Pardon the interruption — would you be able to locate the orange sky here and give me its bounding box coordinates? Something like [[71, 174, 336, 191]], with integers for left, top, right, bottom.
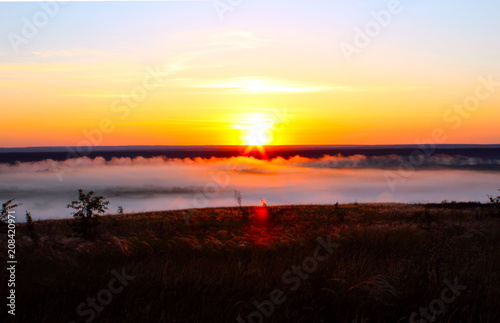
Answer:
[[1, 1, 499, 147]]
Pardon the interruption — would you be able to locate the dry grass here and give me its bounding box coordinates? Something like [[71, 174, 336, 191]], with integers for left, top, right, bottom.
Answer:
[[1, 203, 499, 322]]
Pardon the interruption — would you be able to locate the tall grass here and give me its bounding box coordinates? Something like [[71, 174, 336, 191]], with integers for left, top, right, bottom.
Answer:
[[1, 203, 499, 322]]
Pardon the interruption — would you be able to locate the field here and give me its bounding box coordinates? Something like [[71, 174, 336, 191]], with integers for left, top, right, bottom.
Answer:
[[2, 203, 500, 323]]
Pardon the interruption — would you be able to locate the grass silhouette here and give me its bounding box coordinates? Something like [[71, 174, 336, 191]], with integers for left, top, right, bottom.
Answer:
[[2, 203, 499, 322]]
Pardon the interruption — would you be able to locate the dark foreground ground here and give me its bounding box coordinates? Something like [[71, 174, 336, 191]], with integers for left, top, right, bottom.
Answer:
[[2, 203, 500, 322]]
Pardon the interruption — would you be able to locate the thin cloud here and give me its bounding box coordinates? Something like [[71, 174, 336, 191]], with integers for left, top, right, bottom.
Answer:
[[191, 76, 345, 94], [33, 49, 115, 59]]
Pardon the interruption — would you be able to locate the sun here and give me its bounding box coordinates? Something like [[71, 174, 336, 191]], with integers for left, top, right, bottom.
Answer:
[[244, 123, 273, 146], [242, 124, 273, 159], [230, 113, 275, 146], [230, 113, 275, 158]]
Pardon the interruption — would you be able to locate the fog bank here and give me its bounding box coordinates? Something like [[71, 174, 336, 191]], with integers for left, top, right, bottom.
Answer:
[[1, 155, 499, 220]]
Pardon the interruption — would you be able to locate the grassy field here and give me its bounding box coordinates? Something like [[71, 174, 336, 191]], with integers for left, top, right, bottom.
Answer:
[[2, 203, 500, 323]]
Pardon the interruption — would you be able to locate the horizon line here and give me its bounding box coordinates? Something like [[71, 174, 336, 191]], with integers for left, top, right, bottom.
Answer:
[[1, 143, 500, 151]]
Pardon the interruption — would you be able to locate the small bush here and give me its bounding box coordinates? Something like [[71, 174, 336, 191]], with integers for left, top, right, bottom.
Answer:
[[334, 202, 345, 223], [67, 189, 109, 241], [234, 190, 248, 219], [25, 211, 40, 247], [487, 189, 500, 206], [1, 199, 21, 224]]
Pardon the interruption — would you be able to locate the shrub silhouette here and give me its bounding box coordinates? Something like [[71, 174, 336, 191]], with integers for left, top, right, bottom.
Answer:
[[67, 189, 109, 241], [234, 190, 248, 219], [25, 211, 40, 247], [334, 202, 346, 223], [1, 199, 21, 225], [487, 189, 500, 206]]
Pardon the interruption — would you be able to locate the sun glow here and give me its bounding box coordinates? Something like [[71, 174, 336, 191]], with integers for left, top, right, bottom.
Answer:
[[231, 113, 275, 146], [229, 113, 277, 158], [244, 124, 273, 146]]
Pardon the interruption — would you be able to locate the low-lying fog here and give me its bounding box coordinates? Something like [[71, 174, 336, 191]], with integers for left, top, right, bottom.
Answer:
[[1, 155, 499, 220]]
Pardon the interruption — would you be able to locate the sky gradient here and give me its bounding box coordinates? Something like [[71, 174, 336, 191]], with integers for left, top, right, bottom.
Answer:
[[1, 0, 499, 147]]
